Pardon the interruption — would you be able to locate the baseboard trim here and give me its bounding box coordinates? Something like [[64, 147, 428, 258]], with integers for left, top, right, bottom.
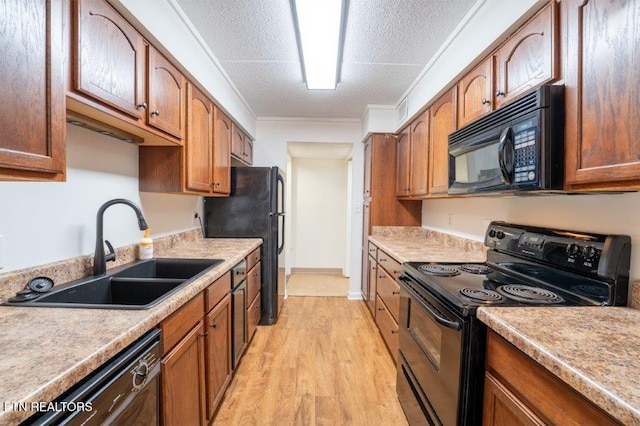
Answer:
[[290, 267, 343, 275], [348, 290, 363, 300]]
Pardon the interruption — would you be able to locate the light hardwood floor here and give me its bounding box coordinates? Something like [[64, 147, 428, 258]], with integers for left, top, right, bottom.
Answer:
[[213, 297, 408, 426], [286, 273, 350, 297]]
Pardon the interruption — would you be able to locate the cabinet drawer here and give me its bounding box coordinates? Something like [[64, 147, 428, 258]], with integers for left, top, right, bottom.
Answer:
[[246, 261, 261, 306], [375, 295, 398, 362], [247, 291, 261, 342], [377, 250, 402, 278], [161, 293, 204, 353], [367, 241, 378, 258], [376, 268, 400, 322], [205, 271, 231, 312], [246, 247, 260, 271]]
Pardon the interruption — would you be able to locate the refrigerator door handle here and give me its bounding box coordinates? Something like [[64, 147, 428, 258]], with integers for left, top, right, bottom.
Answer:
[[278, 213, 285, 254]]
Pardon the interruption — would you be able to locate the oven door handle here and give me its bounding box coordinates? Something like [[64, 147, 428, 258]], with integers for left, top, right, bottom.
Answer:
[[498, 127, 514, 185], [398, 277, 463, 331]]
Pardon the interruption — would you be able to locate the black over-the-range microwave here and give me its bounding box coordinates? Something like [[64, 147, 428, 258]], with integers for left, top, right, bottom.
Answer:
[[448, 84, 564, 195]]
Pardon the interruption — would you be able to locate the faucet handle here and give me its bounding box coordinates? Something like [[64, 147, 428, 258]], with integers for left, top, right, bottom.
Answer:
[[104, 240, 116, 263]]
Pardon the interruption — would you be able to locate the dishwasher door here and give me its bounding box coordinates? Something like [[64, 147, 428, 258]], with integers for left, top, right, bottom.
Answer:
[[29, 329, 161, 425]]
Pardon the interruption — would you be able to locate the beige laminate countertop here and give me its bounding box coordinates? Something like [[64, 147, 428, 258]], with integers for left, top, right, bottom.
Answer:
[[368, 234, 487, 263], [0, 238, 261, 425], [478, 307, 640, 425]]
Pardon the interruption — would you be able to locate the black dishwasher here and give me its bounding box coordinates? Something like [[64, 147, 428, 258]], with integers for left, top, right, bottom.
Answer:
[[27, 329, 161, 425], [231, 260, 247, 369]]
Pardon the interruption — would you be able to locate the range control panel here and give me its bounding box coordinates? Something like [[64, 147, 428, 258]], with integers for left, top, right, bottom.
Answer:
[[485, 221, 631, 279]]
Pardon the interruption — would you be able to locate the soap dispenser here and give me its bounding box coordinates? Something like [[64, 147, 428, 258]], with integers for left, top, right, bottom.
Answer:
[[139, 229, 154, 260]]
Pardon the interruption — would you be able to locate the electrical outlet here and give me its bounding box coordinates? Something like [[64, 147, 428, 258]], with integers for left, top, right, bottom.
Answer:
[[447, 213, 454, 226], [0, 235, 4, 270]]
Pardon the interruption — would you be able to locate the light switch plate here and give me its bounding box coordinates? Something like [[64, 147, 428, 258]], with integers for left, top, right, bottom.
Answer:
[[0, 235, 4, 270]]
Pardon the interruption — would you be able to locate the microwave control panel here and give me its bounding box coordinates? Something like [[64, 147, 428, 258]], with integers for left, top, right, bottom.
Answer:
[[513, 126, 537, 185]]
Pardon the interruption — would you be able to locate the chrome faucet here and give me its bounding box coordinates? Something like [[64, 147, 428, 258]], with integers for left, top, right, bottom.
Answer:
[[94, 199, 148, 276]]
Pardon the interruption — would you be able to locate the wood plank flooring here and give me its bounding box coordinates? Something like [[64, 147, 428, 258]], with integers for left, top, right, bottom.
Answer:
[[213, 297, 408, 425]]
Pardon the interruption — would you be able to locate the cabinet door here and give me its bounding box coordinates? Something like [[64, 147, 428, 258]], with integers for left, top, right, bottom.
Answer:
[[429, 88, 457, 195], [205, 294, 231, 421], [395, 126, 411, 197], [185, 83, 214, 193], [162, 322, 206, 426], [75, 0, 146, 119], [231, 123, 244, 159], [457, 58, 492, 127], [0, 0, 65, 180], [363, 136, 372, 198], [244, 138, 253, 165], [247, 291, 261, 341], [366, 256, 377, 314], [493, 1, 559, 107], [212, 107, 231, 194], [564, 0, 640, 189], [483, 373, 545, 426], [148, 46, 186, 139], [375, 295, 398, 362], [409, 111, 429, 197]]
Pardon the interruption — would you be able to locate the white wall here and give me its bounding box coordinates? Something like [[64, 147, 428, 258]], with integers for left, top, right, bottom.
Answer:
[[0, 125, 199, 272], [291, 158, 347, 271], [255, 119, 364, 298], [422, 193, 640, 282]]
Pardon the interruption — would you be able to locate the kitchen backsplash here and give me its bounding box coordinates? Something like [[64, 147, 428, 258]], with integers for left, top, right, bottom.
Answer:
[[0, 228, 202, 303]]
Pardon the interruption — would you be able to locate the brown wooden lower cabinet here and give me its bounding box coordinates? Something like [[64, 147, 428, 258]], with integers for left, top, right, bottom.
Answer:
[[205, 293, 232, 421], [160, 271, 234, 425], [375, 295, 398, 362], [483, 330, 620, 426], [161, 322, 206, 426]]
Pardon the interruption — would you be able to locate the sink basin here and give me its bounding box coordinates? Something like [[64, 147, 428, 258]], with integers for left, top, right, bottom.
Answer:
[[3, 258, 224, 310]]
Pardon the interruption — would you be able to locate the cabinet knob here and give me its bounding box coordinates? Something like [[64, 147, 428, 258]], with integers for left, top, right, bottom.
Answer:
[[137, 102, 147, 110], [495, 90, 505, 98], [377, 307, 385, 311], [392, 291, 400, 295], [391, 330, 398, 334], [200, 332, 208, 338], [481, 98, 490, 105], [210, 323, 217, 329], [151, 110, 160, 116]]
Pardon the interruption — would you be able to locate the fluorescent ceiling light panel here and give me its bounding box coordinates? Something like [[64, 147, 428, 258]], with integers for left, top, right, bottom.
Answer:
[[293, 0, 345, 90]]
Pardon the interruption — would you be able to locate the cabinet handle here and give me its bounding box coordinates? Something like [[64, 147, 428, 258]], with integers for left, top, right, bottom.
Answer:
[[151, 110, 160, 116], [210, 323, 217, 329], [377, 307, 385, 311], [393, 270, 401, 275], [481, 98, 490, 105], [392, 291, 400, 295], [136, 102, 147, 110], [391, 330, 398, 334], [200, 332, 208, 338], [495, 90, 505, 98]]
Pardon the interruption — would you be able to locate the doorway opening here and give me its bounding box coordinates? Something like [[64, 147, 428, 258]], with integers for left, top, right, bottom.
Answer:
[[286, 142, 353, 297]]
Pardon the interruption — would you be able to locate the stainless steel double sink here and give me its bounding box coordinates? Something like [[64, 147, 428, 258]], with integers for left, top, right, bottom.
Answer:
[[5, 258, 223, 310]]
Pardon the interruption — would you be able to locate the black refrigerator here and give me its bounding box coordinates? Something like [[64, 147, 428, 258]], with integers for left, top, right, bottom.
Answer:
[[203, 167, 285, 325]]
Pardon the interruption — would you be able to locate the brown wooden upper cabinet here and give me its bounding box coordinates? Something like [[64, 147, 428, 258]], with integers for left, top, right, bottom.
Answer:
[[140, 83, 229, 196], [563, 0, 640, 191], [396, 111, 429, 197], [186, 84, 215, 193], [213, 108, 232, 195], [492, 1, 559, 108], [429, 88, 457, 195], [0, 0, 66, 181], [231, 123, 254, 166], [457, 58, 493, 128], [69, 0, 185, 145]]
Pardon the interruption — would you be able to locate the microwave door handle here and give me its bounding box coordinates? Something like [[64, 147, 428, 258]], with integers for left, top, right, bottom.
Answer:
[[498, 127, 514, 185]]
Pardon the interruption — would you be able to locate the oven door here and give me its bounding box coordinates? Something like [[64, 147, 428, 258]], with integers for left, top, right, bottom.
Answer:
[[397, 275, 464, 426], [448, 124, 514, 195]]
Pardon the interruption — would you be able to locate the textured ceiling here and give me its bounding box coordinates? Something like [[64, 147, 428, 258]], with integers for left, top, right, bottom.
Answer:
[[173, 0, 477, 119]]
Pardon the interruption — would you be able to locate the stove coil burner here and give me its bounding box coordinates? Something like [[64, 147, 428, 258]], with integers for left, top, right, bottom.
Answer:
[[459, 264, 491, 275], [459, 288, 505, 304], [497, 285, 565, 304], [418, 264, 460, 277]]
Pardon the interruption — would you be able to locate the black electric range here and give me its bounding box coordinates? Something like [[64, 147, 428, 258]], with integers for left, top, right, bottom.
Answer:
[[396, 221, 631, 426]]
